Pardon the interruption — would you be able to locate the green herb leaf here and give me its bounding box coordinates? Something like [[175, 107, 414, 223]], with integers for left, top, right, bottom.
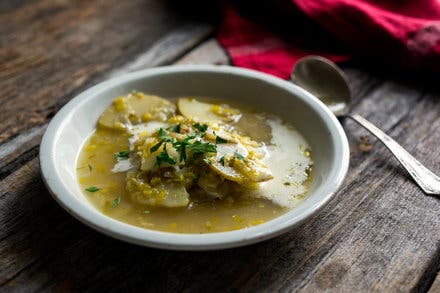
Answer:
[[219, 156, 225, 166], [172, 141, 187, 162], [167, 124, 181, 133], [142, 210, 150, 214], [193, 123, 208, 132], [114, 150, 131, 160], [184, 134, 196, 142], [171, 134, 198, 162], [234, 151, 246, 161], [112, 196, 121, 207], [187, 141, 217, 154], [150, 140, 164, 153], [215, 136, 228, 144], [157, 128, 171, 140], [186, 141, 217, 161], [88, 164, 92, 171], [156, 149, 177, 166], [85, 186, 100, 192], [151, 128, 177, 153]]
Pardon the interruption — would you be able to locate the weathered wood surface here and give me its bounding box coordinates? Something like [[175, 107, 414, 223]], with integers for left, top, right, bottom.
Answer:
[[0, 0, 213, 144], [1, 1, 440, 292]]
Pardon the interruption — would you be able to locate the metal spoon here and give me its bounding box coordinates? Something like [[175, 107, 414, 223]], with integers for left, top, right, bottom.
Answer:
[[291, 55, 440, 195]]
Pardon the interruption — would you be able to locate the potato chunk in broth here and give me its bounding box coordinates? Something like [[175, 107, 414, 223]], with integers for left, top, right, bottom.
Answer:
[[77, 92, 312, 233]]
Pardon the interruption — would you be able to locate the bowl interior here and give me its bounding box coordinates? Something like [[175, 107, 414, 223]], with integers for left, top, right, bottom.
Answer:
[[43, 66, 348, 249]]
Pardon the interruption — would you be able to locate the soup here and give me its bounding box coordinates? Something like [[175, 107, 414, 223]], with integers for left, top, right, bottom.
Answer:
[[77, 92, 313, 233]]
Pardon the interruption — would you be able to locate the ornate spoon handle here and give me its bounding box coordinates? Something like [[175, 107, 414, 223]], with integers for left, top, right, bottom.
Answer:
[[348, 114, 440, 195]]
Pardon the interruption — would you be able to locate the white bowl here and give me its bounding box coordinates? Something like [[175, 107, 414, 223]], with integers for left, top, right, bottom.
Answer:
[[40, 65, 349, 250]]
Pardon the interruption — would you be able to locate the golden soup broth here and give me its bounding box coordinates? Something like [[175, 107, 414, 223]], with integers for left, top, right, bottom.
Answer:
[[77, 98, 312, 233]]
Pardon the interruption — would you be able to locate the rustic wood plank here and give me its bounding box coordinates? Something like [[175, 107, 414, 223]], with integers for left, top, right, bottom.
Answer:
[[0, 0, 213, 146], [0, 125, 46, 180], [107, 24, 213, 78], [0, 36, 226, 173], [0, 23, 213, 177], [176, 39, 229, 65], [0, 3, 214, 179]]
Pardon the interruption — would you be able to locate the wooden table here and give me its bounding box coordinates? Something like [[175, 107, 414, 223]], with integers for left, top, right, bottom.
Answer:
[[1, 1, 439, 291]]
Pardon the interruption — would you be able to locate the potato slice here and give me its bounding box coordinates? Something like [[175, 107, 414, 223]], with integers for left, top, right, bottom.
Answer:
[[177, 98, 240, 123], [98, 107, 127, 130], [98, 93, 176, 129], [208, 143, 272, 184]]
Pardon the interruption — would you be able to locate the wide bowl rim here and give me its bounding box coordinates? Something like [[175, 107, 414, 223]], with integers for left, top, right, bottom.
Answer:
[[39, 65, 349, 250]]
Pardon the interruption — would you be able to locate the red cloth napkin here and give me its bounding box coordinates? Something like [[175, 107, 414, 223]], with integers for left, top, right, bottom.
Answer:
[[217, 0, 440, 79]]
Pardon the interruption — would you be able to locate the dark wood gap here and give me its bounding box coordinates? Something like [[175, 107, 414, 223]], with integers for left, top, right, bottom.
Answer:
[[417, 248, 440, 292], [0, 145, 39, 181]]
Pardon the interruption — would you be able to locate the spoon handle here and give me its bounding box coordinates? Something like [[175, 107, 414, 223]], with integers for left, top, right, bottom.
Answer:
[[348, 114, 440, 195]]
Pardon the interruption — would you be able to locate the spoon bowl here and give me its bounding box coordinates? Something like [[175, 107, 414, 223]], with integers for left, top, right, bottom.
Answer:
[[292, 56, 351, 116]]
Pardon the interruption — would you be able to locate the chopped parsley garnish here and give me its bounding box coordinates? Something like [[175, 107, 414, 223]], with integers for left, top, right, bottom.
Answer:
[[142, 210, 150, 214], [88, 164, 92, 171], [219, 156, 225, 166], [167, 124, 181, 133], [112, 196, 121, 207], [193, 123, 208, 132], [284, 182, 291, 186], [151, 128, 177, 153], [153, 127, 216, 164], [215, 136, 228, 144], [157, 128, 171, 140], [85, 186, 100, 192], [114, 150, 131, 160], [150, 140, 164, 153], [187, 141, 217, 160], [187, 141, 217, 154], [234, 151, 246, 161], [155, 148, 177, 166], [172, 137, 192, 162]]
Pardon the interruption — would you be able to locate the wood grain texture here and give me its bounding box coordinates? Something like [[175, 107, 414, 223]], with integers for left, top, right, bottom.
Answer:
[[0, 1, 214, 179], [0, 0, 213, 145], [1, 1, 440, 291], [0, 125, 46, 180], [176, 39, 229, 65]]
